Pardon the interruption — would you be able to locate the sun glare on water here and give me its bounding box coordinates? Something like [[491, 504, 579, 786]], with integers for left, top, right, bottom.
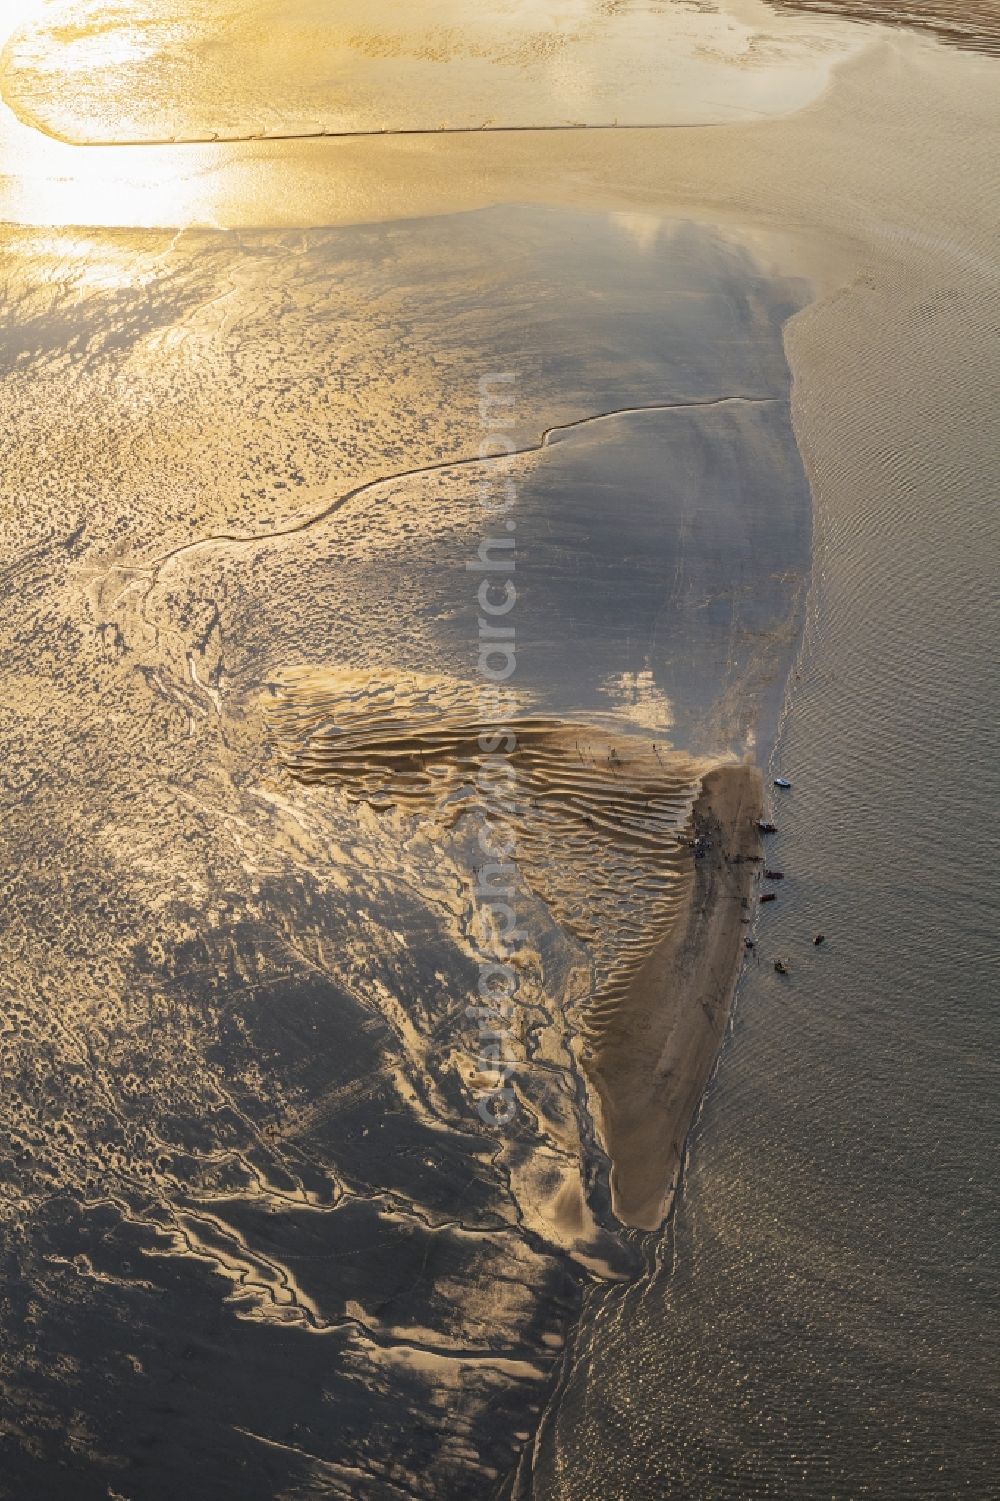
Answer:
[[0, 1, 229, 232], [4, 0, 49, 33]]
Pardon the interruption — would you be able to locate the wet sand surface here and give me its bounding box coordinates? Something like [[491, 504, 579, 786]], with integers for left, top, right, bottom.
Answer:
[[588, 765, 764, 1231], [0, 201, 812, 1495], [1, 1, 998, 1497], [3, 0, 863, 143]]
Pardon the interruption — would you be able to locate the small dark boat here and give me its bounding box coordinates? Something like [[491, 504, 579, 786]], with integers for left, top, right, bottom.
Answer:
[[764, 869, 784, 880], [814, 933, 826, 945], [760, 892, 777, 903], [757, 820, 777, 833], [774, 958, 790, 975]]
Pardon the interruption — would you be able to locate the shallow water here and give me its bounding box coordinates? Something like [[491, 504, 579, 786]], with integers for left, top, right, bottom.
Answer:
[[0, 205, 815, 1497], [515, 37, 1000, 1501], [5, 0, 861, 142], [518, 273, 1000, 1493], [1, 2, 998, 1498]]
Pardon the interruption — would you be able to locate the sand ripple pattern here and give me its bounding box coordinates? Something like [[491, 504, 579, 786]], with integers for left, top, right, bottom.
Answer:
[[267, 668, 706, 1044], [768, 0, 1000, 55]]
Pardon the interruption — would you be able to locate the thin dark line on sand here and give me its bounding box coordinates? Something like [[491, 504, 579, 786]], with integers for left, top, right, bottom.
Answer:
[[140, 394, 780, 578], [13, 119, 730, 150]]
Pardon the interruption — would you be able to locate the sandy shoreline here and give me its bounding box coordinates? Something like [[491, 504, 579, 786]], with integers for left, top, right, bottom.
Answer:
[[586, 763, 764, 1231]]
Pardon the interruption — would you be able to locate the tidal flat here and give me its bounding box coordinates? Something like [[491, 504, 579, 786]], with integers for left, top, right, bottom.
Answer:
[[1, 2, 997, 1498], [1, 203, 812, 1496]]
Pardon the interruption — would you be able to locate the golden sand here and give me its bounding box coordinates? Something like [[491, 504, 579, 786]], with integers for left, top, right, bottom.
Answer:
[[586, 765, 764, 1229]]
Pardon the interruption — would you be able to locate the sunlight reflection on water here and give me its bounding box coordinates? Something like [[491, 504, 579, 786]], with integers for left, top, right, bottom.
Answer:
[[0, 0, 867, 230]]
